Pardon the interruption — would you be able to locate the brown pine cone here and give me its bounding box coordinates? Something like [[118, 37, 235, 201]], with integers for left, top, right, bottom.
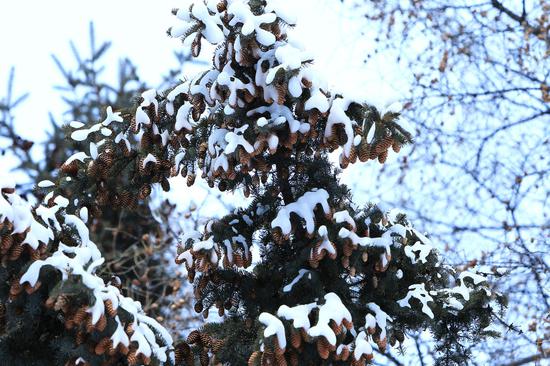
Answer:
[[187, 330, 201, 344], [317, 337, 330, 359]]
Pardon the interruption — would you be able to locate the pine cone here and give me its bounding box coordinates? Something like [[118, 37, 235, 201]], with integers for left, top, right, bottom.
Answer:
[[317, 337, 331, 359], [74, 306, 88, 323], [275, 352, 287, 366], [127, 351, 138, 365], [341, 255, 350, 269], [200, 332, 212, 347], [342, 241, 354, 257], [339, 345, 350, 361], [192, 33, 202, 57], [395, 330, 405, 343], [187, 330, 201, 344], [290, 329, 302, 349], [392, 141, 401, 153], [378, 150, 388, 164], [75, 330, 86, 346], [8, 244, 23, 260], [95, 338, 111, 355], [54, 294, 70, 312], [187, 174, 196, 187], [1, 235, 13, 254], [96, 314, 107, 332], [377, 337, 387, 353], [200, 350, 209, 366], [248, 351, 261, 366], [139, 184, 152, 200], [275, 83, 287, 105], [329, 320, 342, 335], [61, 161, 79, 175], [342, 318, 353, 330]]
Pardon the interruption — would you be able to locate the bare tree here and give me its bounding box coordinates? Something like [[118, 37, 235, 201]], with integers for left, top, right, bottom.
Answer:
[[338, 0, 549, 364]]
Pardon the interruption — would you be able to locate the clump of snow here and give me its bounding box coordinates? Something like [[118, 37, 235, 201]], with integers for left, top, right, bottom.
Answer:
[[404, 240, 433, 264], [397, 283, 435, 319], [339, 223, 406, 252], [64, 152, 90, 165], [354, 331, 373, 360], [37, 180, 55, 188], [334, 210, 356, 230], [308, 293, 352, 345], [366, 303, 392, 340], [228, 2, 277, 46], [259, 312, 287, 349], [277, 302, 316, 330], [271, 189, 330, 235]]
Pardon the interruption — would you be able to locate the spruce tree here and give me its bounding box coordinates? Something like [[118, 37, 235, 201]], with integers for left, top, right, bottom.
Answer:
[[1, 1, 502, 365]]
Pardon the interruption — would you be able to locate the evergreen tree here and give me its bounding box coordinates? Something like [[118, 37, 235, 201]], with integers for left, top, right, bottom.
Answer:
[[0, 180, 173, 365], [1, 1, 503, 365]]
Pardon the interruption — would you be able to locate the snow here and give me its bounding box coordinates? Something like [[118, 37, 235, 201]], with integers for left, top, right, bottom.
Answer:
[[261, 293, 353, 350], [135, 107, 151, 126], [89, 142, 98, 159], [265, 0, 297, 25], [308, 293, 352, 345], [54, 195, 69, 208], [354, 331, 373, 360], [142, 153, 158, 169], [266, 43, 309, 84], [339, 226, 401, 252], [247, 103, 308, 134], [111, 316, 130, 348], [100, 127, 112, 136], [439, 270, 489, 303], [215, 64, 255, 107], [228, 2, 277, 46], [114, 132, 131, 152], [404, 240, 433, 264], [37, 180, 55, 188], [69, 121, 85, 129], [326, 97, 356, 158], [283, 269, 310, 292], [167, 81, 189, 102], [366, 303, 392, 340], [397, 283, 435, 319], [304, 87, 330, 113], [181, 1, 224, 43], [315, 225, 336, 257], [70, 114, 114, 142], [140, 89, 158, 113], [271, 189, 330, 235], [192, 236, 215, 252], [0, 188, 55, 250], [365, 313, 376, 330], [101, 106, 123, 126], [64, 151, 90, 165], [175, 104, 193, 132], [334, 210, 356, 230], [259, 312, 287, 349], [277, 302, 316, 330], [224, 124, 254, 155]]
